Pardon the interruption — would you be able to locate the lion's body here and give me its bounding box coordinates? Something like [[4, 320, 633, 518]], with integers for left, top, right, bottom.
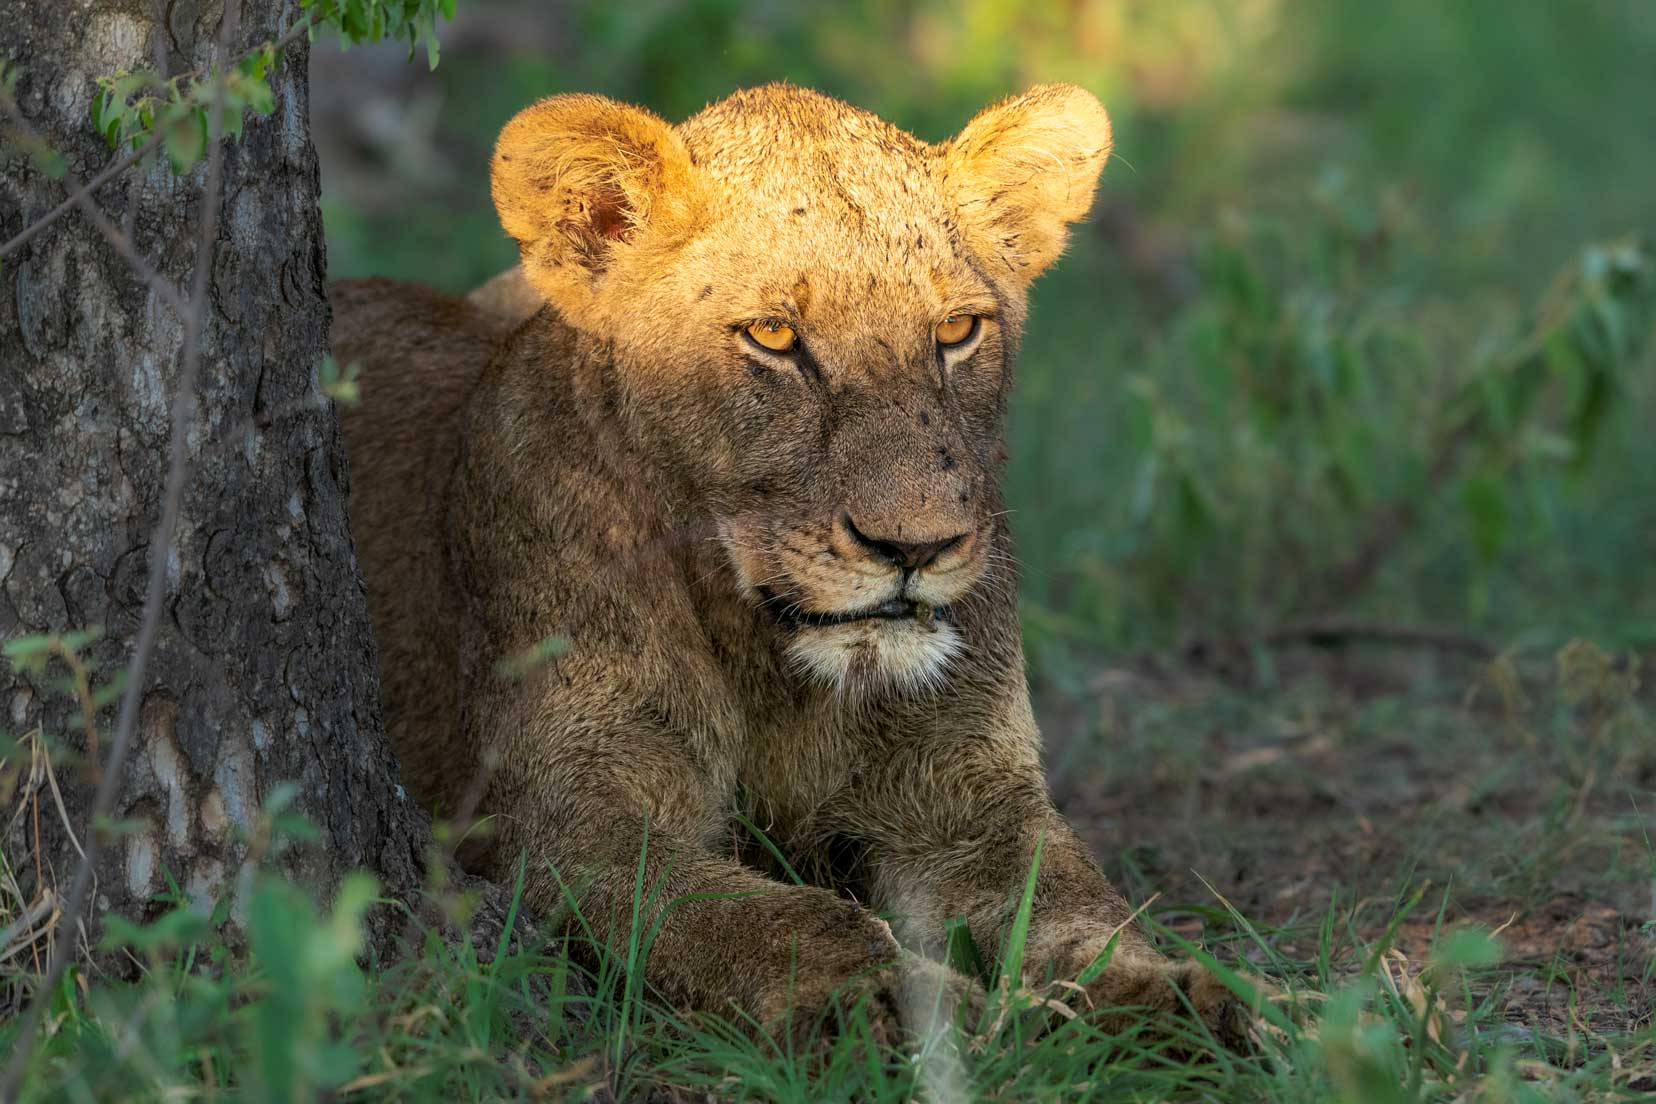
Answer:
[[333, 83, 1244, 1042]]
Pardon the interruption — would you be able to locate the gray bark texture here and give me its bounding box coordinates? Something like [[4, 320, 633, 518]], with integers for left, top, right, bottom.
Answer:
[[0, 0, 427, 972]]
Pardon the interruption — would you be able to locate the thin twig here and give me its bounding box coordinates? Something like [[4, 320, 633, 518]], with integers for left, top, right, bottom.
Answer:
[[0, 13, 316, 263], [0, 94, 183, 313], [0, 8, 234, 1097], [28, 794, 42, 976], [0, 133, 162, 260], [0, 891, 54, 965]]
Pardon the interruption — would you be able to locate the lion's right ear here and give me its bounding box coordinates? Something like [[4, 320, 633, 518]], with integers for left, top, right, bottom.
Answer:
[[491, 94, 704, 322]]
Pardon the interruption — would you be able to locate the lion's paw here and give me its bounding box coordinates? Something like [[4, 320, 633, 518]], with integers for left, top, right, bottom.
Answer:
[[1078, 954, 1253, 1055]]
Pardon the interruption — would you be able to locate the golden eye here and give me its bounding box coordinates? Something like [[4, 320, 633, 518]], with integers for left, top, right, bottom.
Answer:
[[746, 320, 797, 352], [936, 314, 977, 346]]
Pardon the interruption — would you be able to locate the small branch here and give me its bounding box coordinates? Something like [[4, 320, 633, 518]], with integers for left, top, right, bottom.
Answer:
[[0, 12, 316, 265], [0, 96, 184, 313], [271, 14, 321, 55], [0, 891, 55, 965], [0, 10, 233, 1098], [0, 133, 161, 261], [29, 793, 43, 974]]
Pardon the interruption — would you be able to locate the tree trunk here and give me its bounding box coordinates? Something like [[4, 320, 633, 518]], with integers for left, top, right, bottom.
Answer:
[[0, 1, 426, 969]]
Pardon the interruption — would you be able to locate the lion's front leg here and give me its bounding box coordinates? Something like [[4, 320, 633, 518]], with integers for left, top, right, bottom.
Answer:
[[998, 817, 1251, 1050], [848, 734, 1249, 1051], [473, 704, 983, 1044]]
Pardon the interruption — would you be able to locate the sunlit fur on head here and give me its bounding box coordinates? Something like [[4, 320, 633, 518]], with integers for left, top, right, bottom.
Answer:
[[493, 82, 1112, 696]]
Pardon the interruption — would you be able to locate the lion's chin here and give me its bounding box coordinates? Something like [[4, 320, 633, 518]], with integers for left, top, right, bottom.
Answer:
[[784, 617, 963, 698]]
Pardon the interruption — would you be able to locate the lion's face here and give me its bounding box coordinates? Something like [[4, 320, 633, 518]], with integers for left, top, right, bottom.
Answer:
[[490, 84, 1111, 693]]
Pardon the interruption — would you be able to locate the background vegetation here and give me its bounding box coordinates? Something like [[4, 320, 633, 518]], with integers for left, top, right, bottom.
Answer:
[[318, 0, 1656, 670], [6, 0, 1654, 1099]]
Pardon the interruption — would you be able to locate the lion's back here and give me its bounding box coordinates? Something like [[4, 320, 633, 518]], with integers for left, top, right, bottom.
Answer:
[[330, 278, 514, 814]]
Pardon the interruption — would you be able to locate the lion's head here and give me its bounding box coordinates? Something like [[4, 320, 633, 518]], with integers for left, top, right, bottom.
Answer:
[[489, 83, 1110, 693]]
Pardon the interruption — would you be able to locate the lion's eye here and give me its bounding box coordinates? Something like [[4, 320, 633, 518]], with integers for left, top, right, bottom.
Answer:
[[936, 314, 977, 346], [746, 320, 797, 352]]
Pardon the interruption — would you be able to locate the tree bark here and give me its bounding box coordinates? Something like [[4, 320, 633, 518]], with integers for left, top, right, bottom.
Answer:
[[0, 1, 426, 971]]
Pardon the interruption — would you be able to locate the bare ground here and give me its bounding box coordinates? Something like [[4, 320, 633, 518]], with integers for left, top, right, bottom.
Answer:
[[1043, 646, 1656, 1038]]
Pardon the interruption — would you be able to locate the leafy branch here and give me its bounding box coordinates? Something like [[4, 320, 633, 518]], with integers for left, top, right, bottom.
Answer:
[[0, 0, 453, 263]]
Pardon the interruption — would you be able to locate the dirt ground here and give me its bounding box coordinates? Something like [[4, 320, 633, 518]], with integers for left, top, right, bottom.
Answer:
[[1041, 645, 1656, 1039]]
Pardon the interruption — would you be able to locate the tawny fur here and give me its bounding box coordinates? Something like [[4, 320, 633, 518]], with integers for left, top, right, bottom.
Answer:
[[333, 82, 1245, 1046]]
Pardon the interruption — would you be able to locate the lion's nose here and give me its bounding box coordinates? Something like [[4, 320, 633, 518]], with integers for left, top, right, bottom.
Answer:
[[839, 512, 968, 573]]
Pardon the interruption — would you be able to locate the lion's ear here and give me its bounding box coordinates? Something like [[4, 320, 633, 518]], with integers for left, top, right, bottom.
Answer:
[[491, 94, 704, 321], [941, 84, 1112, 285]]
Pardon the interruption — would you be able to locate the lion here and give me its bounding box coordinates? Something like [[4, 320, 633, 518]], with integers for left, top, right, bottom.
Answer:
[[331, 82, 1247, 1047]]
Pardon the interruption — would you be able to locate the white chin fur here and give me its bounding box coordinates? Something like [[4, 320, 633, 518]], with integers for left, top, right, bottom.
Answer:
[[785, 618, 963, 697]]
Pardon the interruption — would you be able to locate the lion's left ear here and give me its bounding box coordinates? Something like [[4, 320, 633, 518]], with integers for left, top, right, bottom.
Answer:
[[941, 84, 1112, 285]]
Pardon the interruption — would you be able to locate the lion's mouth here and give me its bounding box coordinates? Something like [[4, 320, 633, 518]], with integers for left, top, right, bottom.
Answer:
[[757, 587, 951, 629]]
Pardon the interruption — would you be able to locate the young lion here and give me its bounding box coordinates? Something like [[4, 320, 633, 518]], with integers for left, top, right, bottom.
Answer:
[[332, 83, 1245, 1045]]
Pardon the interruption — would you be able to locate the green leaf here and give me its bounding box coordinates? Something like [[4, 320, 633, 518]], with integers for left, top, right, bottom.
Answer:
[[1428, 926, 1503, 973], [109, 71, 150, 104], [93, 815, 151, 838], [315, 871, 378, 975], [219, 95, 246, 142], [262, 780, 302, 816], [248, 878, 312, 1104], [30, 145, 67, 180], [163, 105, 207, 174], [318, 355, 363, 405], [1073, 928, 1121, 987], [1174, 470, 1217, 541], [410, 3, 440, 69], [997, 828, 1044, 994], [100, 907, 211, 954], [50, 963, 84, 1024], [89, 88, 111, 143], [209, 891, 234, 929], [495, 633, 571, 680], [732, 811, 804, 886], [944, 915, 988, 985], [1460, 475, 1509, 566], [3, 633, 58, 671], [90, 673, 128, 711], [245, 70, 275, 117], [312, 1041, 361, 1087], [270, 811, 322, 844], [1319, 981, 1409, 1104]]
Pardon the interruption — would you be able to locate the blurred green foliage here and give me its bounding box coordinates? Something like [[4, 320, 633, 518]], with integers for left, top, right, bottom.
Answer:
[[321, 0, 1656, 669]]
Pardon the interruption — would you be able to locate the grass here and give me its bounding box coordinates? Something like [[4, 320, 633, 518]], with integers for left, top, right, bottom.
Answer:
[[8, 877, 1650, 1101], [6, 639, 1653, 1101]]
